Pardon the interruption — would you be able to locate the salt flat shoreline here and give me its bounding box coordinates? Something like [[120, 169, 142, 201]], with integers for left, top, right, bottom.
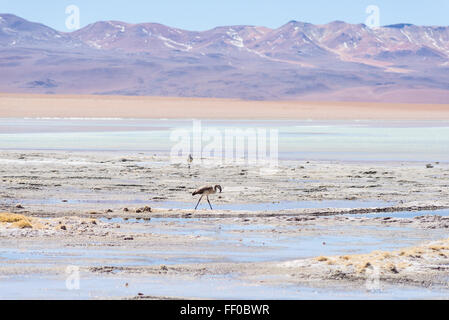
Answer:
[[1, 93, 449, 120], [1, 150, 449, 298]]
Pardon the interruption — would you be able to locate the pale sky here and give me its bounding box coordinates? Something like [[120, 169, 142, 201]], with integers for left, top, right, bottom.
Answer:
[[1, 0, 448, 31]]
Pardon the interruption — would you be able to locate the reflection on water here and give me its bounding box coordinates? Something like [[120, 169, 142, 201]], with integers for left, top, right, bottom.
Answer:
[[0, 119, 448, 161]]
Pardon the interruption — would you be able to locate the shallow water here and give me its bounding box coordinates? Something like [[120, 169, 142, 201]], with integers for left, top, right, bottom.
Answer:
[[1, 212, 448, 299], [344, 209, 449, 219], [1, 273, 447, 300], [0, 247, 213, 267], [1, 119, 449, 162], [97, 217, 446, 262], [151, 200, 396, 211], [2, 215, 444, 269], [0, 198, 396, 211], [1, 118, 448, 298]]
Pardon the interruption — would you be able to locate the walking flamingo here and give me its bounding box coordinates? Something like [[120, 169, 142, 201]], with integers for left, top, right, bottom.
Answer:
[[192, 185, 222, 210]]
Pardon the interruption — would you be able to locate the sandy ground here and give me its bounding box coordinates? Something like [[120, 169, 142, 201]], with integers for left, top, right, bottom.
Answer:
[[1, 93, 449, 120], [1, 151, 449, 299]]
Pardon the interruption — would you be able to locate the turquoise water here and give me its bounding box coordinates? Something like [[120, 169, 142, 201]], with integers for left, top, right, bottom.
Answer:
[[1, 118, 449, 161]]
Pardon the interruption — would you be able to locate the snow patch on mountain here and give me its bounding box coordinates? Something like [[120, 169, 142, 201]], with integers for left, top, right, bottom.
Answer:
[[87, 41, 102, 49], [226, 29, 244, 48], [2, 27, 17, 35], [400, 29, 414, 44], [108, 22, 126, 33], [157, 35, 192, 51]]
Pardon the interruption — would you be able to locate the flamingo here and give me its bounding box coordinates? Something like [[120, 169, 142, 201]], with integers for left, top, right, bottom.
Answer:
[[187, 154, 193, 169], [192, 185, 222, 210]]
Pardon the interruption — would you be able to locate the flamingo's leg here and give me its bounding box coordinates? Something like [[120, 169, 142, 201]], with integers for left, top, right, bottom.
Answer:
[[194, 195, 203, 210], [207, 195, 213, 210]]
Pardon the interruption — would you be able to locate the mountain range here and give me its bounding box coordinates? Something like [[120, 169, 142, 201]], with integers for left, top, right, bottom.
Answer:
[[1, 14, 449, 103]]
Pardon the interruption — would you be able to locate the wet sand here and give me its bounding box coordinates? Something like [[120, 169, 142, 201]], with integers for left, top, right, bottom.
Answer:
[[1, 151, 449, 299], [1, 93, 449, 120]]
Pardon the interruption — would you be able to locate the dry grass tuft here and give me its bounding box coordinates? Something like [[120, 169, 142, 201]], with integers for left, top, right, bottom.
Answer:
[[312, 238, 449, 275], [11, 220, 33, 229], [315, 239, 449, 274], [0, 212, 26, 223], [429, 245, 447, 251], [356, 261, 372, 273], [386, 263, 399, 274], [316, 256, 328, 262], [0, 212, 34, 229]]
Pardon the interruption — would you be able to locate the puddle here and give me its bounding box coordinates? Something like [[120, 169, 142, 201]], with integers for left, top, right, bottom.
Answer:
[[344, 209, 449, 219], [2, 199, 396, 211], [1, 273, 447, 300], [98, 217, 446, 262], [2, 213, 449, 299], [1, 198, 151, 205], [0, 247, 215, 267], [3, 215, 444, 271], [150, 200, 396, 211]]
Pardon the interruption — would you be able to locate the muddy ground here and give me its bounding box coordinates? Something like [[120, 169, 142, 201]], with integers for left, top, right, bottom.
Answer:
[[1, 151, 449, 299]]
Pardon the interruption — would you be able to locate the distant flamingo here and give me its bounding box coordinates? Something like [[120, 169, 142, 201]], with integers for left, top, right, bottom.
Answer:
[[192, 185, 222, 210], [187, 154, 193, 169]]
